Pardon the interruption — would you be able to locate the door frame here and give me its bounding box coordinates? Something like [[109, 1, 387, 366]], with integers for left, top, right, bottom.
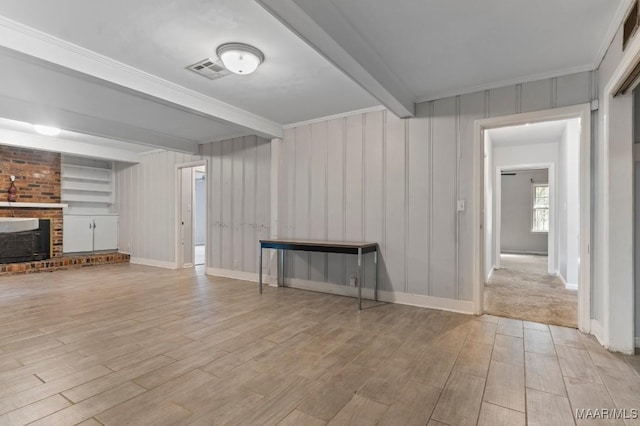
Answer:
[[473, 103, 591, 333], [175, 160, 207, 269]]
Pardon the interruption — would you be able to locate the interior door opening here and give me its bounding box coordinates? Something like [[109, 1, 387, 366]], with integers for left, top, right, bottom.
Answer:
[[482, 117, 582, 328], [177, 162, 207, 271]]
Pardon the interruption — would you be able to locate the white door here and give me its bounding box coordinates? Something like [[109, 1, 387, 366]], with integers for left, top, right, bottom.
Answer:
[[93, 215, 118, 251], [63, 215, 93, 253]]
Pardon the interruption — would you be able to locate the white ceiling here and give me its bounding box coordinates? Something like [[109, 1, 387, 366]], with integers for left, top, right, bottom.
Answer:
[[0, 0, 630, 158], [260, 0, 630, 116], [0, 0, 377, 125], [487, 119, 571, 147]]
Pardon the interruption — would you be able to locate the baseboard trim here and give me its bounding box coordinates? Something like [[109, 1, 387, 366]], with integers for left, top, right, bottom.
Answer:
[[285, 278, 474, 315], [130, 257, 177, 270], [590, 319, 605, 346], [501, 250, 548, 256], [206, 267, 276, 285], [555, 273, 578, 290]]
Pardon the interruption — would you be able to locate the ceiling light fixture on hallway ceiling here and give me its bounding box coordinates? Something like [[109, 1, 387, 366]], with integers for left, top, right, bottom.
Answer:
[[216, 43, 264, 75], [32, 124, 61, 136]]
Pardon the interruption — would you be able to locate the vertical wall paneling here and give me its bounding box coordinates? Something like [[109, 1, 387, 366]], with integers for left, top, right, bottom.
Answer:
[[243, 136, 257, 273], [256, 138, 271, 271], [309, 122, 328, 282], [430, 97, 457, 299], [489, 85, 518, 118], [364, 110, 385, 290], [384, 111, 406, 293], [458, 91, 487, 301], [520, 79, 552, 113], [293, 126, 311, 279], [327, 118, 346, 285], [407, 115, 430, 295], [254, 71, 592, 304], [344, 115, 364, 283]]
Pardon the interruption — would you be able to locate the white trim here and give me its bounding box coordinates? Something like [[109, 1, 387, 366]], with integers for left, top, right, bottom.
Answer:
[[473, 104, 592, 332], [283, 105, 386, 129], [0, 202, 68, 208], [591, 319, 605, 346], [416, 64, 594, 104], [556, 273, 578, 291], [285, 278, 474, 315], [130, 257, 178, 269], [600, 18, 640, 353], [594, 0, 636, 69], [0, 16, 283, 138], [206, 267, 277, 285], [501, 250, 548, 256], [634, 144, 640, 162], [0, 129, 141, 163], [175, 160, 207, 270]]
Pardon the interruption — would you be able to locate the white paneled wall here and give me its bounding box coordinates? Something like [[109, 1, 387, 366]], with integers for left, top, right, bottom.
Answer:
[[279, 71, 593, 303], [115, 150, 200, 266], [200, 135, 270, 275]]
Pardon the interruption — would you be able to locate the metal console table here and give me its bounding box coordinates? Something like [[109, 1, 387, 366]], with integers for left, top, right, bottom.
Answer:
[[258, 239, 378, 310]]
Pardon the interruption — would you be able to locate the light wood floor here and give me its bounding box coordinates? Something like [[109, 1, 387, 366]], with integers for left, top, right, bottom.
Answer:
[[0, 264, 638, 426]]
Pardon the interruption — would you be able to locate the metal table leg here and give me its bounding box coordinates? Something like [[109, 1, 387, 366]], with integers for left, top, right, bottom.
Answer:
[[357, 247, 362, 310], [374, 250, 378, 302], [259, 245, 263, 294]]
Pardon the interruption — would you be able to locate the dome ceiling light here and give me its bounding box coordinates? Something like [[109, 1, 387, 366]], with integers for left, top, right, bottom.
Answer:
[[216, 43, 264, 75], [33, 124, 61, 136]]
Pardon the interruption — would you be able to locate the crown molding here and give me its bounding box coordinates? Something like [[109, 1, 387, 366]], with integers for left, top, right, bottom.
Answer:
[[283, 105, 385, 129], [415, 64, 594, 104], [0, 16, 283, 139]]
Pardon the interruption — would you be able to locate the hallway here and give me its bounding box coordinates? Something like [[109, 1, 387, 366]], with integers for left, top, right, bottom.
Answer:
[[484, 254, 578, 327]]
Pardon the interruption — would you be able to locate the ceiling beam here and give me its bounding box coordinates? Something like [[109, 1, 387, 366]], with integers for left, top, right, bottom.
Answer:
[[256, 0, 415, 118], [0, 16, 283, 139], [0, 128, 141, 163], [0, 94, 201, 154]]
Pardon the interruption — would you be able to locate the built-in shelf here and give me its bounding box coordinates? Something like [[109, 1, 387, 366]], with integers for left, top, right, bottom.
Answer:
[[0, 202, 68, 208], [61, 160, 114, 206]]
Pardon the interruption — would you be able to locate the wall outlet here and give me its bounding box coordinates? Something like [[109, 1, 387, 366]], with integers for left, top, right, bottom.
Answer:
[[233, 259, 240, 269], [457, 199, 465, 212], [349, 273, 357, 287]]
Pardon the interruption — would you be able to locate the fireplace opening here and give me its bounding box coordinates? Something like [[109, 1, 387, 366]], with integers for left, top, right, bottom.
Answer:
[[0, 219, 51, 264]]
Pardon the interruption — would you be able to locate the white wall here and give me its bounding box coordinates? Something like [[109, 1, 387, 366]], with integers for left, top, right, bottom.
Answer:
[[493, 142, 559, 274], [115, 150, 200, 267], [558, 119, 581, 286], [278, 71, 592, 308], [484, 133, 494, 280], [200, 135, 271, 275], [597, 22, 635, 352], [500, 169, 549, 254], [181, 167, 194, 265], [635, 158, 640, 345], [194, 171, 206, 245]]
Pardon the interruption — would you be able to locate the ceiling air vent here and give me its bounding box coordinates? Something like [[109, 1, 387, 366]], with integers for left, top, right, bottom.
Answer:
[[186, 58, 231, 80], [623, 0, 639, 50]]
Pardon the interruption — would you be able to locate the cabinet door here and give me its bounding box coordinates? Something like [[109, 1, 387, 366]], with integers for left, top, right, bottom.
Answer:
[[93, 215, 118, 251], [63, 215, 93, 253]]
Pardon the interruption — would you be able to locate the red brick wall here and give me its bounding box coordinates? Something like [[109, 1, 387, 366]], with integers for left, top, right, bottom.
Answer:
[[0, 146, 61, 203], [0, 145, 63, 258]]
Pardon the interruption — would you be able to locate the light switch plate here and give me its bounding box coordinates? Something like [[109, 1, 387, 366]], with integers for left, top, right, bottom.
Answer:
[[457, 200, 465, 212]]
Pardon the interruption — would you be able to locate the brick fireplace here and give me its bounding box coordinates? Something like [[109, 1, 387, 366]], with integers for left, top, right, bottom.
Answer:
[[0, 145, 63, 259]]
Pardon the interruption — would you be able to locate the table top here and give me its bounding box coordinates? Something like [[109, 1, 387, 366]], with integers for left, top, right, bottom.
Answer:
[[260, 239, 377, 254]]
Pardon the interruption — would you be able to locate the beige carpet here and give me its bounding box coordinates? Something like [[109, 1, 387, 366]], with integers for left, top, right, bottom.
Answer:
[[484, 254, 578, 327]]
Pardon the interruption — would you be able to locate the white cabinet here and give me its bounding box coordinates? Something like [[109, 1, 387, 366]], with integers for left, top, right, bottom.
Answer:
[[63, 215, 118, 253]]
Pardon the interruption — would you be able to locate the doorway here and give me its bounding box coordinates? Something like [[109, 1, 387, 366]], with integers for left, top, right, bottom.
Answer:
[[176, 161, 207, 270], [473, 104, 591, 332]]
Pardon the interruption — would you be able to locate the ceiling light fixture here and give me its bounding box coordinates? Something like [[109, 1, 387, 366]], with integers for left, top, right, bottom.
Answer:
[[33, 124, 61, 136], [216, 43, 264, 75]]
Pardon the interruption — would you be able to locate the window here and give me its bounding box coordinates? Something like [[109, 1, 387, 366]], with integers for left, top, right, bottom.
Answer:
[[532, 183, 549, 232]]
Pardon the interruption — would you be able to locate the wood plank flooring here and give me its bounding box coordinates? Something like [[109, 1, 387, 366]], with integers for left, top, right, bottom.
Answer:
[[0, 264, 639, 425]]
